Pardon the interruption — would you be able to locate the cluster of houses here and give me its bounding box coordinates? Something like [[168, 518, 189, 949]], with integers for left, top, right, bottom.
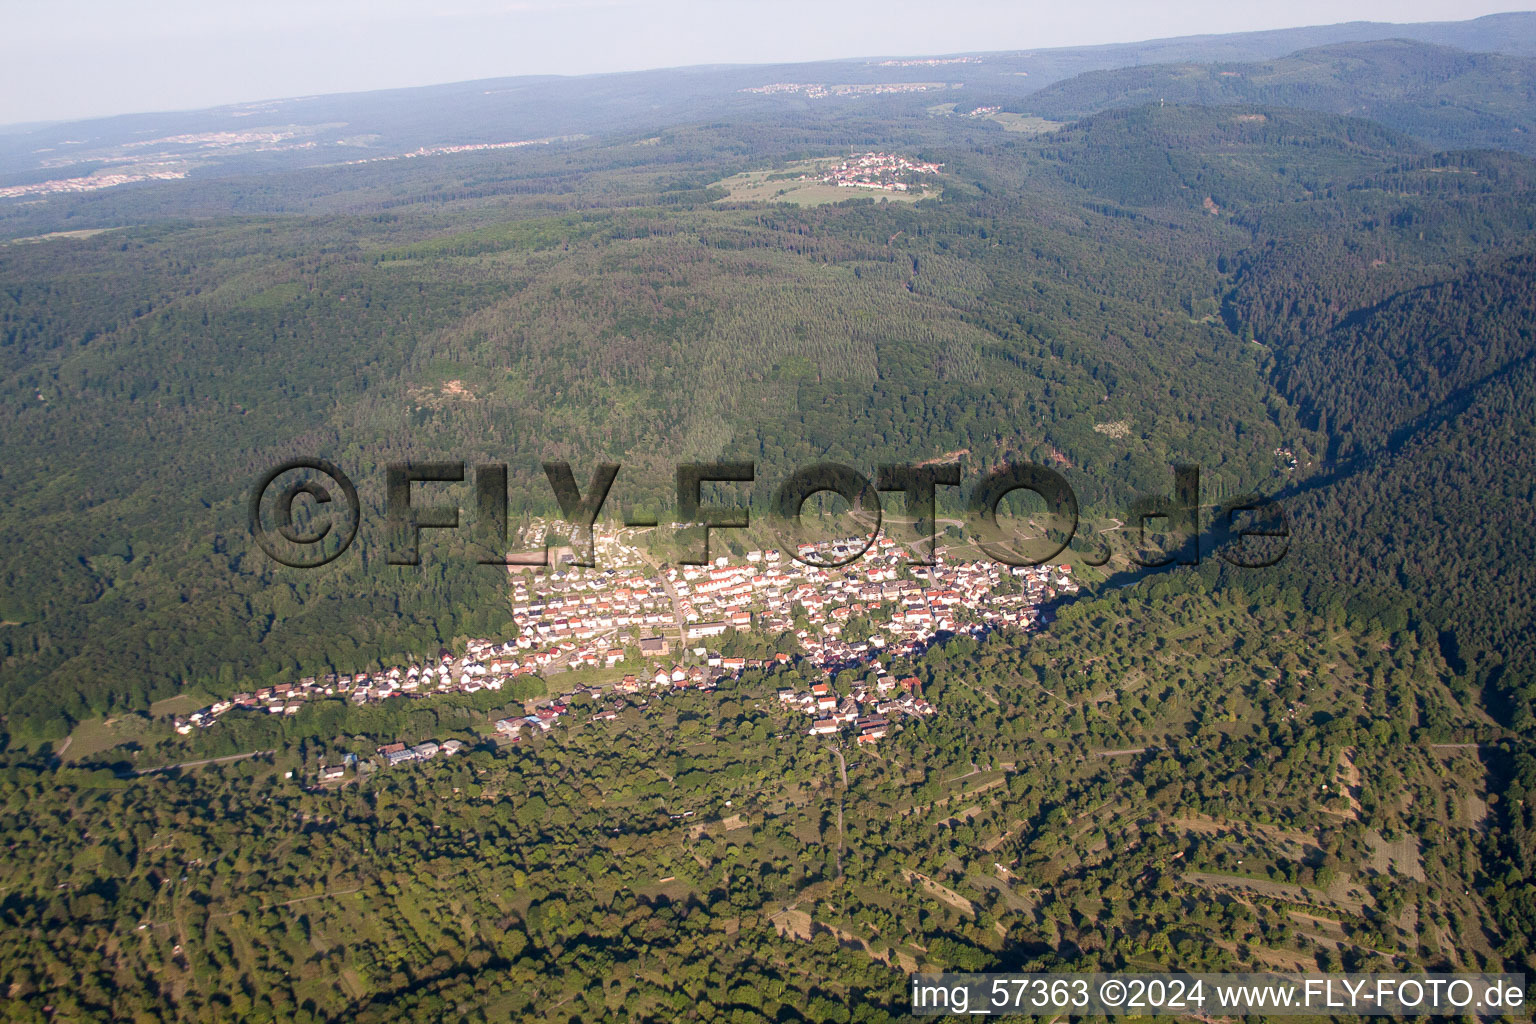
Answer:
[[779, 668, 934, 744], [374, 738, 465, 767], [493, 699, 572, 740], [509, 568, 671, 672], [493, 522, 685, 676], [875, 56, 982, 68], [0, 168, 190, 200], [742, 83, 946, 100], [176, 525, 1069, 760], [809, 152, 944, 192], [172, 640, 536, 736], [661, 537, 1068, 677], [312, 739, 464, 783]]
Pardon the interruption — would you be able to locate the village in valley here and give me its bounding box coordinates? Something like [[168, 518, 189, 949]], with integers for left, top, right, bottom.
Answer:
[[174, 522, 1077, 780]]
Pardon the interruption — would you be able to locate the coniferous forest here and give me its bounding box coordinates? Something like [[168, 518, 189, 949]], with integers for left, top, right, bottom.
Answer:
[[0, 16, 1534, 1023]]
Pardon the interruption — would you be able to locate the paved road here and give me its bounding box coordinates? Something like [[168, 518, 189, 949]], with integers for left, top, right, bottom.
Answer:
[[626, 528, 688, 650], [654, 573, 689, 649]]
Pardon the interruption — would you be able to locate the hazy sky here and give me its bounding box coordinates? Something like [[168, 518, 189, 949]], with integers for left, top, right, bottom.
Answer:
[[2, 0, 1528, 125]]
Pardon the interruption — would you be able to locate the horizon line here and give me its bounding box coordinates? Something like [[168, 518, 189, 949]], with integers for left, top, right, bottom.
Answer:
[[2, 9, 1529, 133]]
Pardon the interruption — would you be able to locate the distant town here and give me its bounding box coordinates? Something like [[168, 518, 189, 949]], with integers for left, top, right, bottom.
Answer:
[[805, 151, 944, 192], [341, 135, 587, 167], [1, 132, 585, 200], [0, 168, 188, 200], [874, 57, 983, 68], [741, 82, 950, 99]]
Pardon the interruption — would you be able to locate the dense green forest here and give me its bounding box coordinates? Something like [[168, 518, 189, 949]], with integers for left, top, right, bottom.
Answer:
[[2, 107, 1349, 733], [1022, 39, 1536, 155], [0, 588, 1523, 1022], [1, 29, 1535, 1021]]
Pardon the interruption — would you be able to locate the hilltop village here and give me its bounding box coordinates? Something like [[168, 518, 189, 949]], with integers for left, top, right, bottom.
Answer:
[[741, 82, 947, 99], [809, 151, 944, 192], [174, 525, 1074, 771]]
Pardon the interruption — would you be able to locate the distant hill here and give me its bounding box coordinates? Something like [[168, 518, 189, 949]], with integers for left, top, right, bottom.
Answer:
[[1029, 103, 1418, 210], [1023, 39, 1536, 154], [3, 13, 1536, 186]]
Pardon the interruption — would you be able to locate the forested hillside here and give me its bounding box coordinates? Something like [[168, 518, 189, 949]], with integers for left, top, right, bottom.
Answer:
[[1023, 40, 1536, 155], [0, 589, 1517, 1022], [1, 25, 1535, 1022], [4, 106, 1364, 734]]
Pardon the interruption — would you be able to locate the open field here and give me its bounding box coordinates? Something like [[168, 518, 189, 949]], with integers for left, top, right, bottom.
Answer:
[[924, 103, 1064, 134], [712, 160, 931, 206], [148, 694, 204, 717], [0, 227, 122, 245], [986, 112, 1064, 133], [59, 715, 158, 762]]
